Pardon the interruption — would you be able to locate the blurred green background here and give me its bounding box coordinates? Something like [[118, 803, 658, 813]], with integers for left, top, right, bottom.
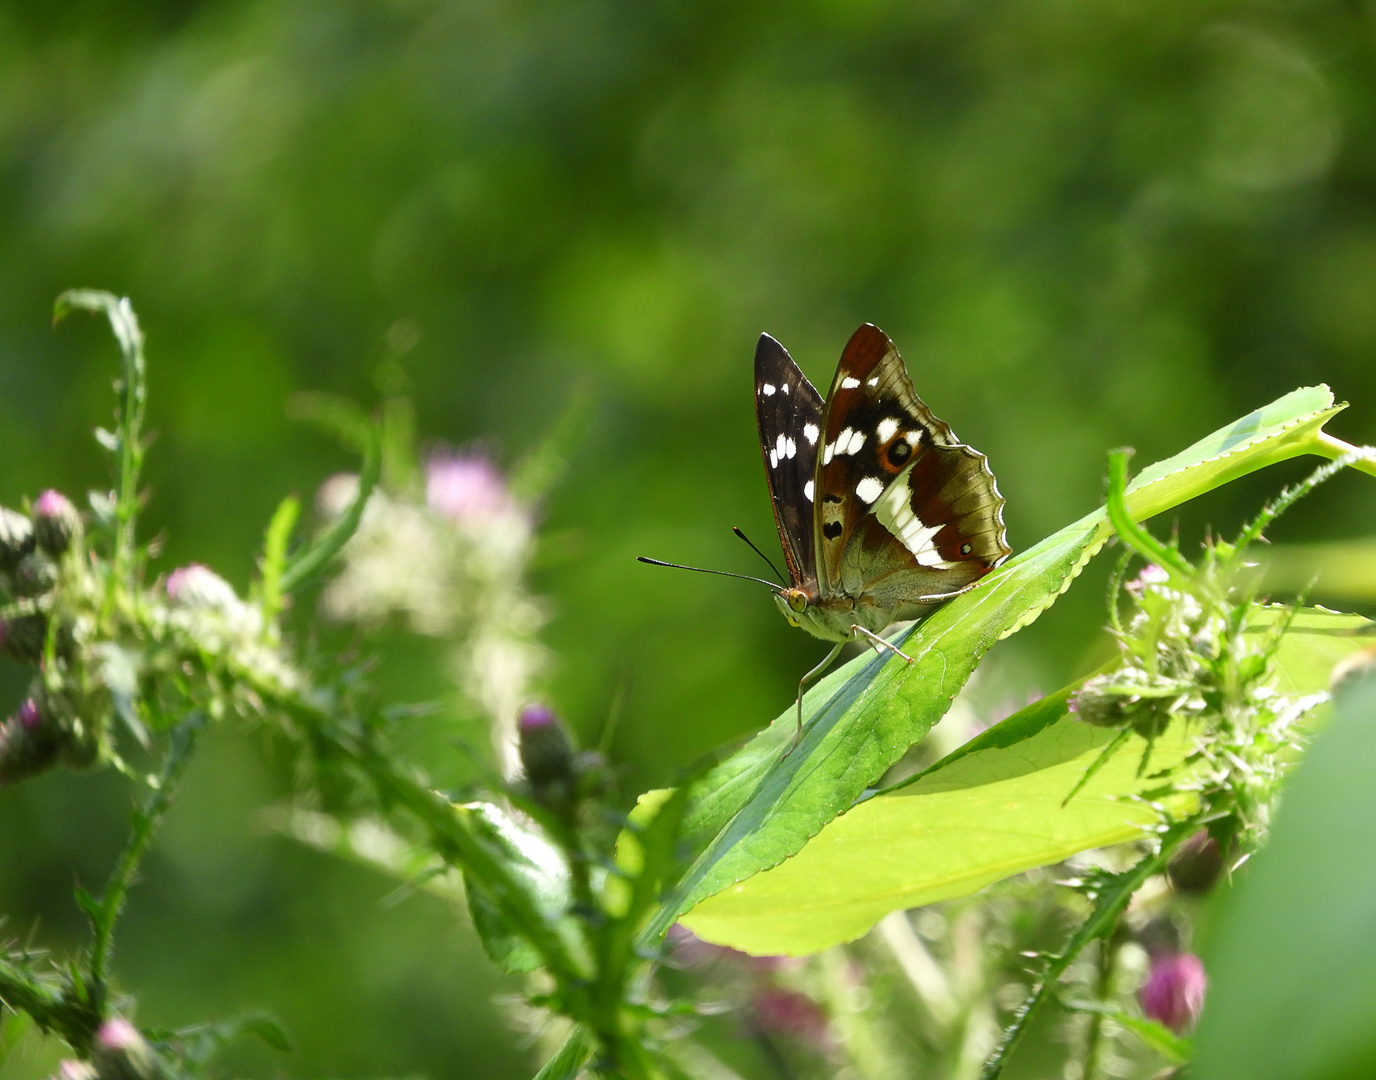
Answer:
[[1, 1, 1374, 1077]]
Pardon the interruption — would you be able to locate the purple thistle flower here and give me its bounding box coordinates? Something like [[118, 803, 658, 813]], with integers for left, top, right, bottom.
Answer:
[[1139, 951, 1207, 1033], [17, 698, 41, 732], [425, 450, 515, 523], [750, 986, 831, 1047]]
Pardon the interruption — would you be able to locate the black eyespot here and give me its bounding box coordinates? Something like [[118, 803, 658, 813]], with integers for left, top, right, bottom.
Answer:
[[822, 521, 844, 540], [888, 439, 912, 467], [960, 542, 972, 555]]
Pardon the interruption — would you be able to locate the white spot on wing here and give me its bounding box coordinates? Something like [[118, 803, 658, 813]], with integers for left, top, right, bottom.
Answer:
[[876, 418, 899, 444], [762, 384, 776, 396], [856, 476, 884, 504], [835, 428, 856, 455], [840, 376, 861, 390], [781, 383, 790, 394], [769, 449, 778, 468], [803, 423, 819, 445], [776, 434, 787, 460], [803, 480, 814, 502], [822, 442, 835, 465], [785, 437, 797, 459], [842, 429, 866, 455], [875, 468, 959, 567], [867, 376, 879, 386]]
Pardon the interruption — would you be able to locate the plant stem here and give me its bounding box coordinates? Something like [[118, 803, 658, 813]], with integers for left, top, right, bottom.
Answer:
[[979, 816, 1202, 1080], [1081, 934, 1117, 1080], [53, 291, 147, 625], [88, 714, 204, 1003], [1312, 432, 1376, 479]]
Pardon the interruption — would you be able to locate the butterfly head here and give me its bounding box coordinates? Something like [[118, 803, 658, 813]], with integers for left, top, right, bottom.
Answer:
[[775, 587, 811, 626]]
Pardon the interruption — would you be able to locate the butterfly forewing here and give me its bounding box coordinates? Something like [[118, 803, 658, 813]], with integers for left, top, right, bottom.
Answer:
[[814, 324, 1009, 604], [754, 333, 824, 591]]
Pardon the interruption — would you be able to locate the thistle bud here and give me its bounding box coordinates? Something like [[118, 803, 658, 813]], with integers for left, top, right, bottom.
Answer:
[[92, 1017, 157, 1080], [13, 552, 58, 597], [32, 490, 81, 557], [165, 564, 239, 611], [517, 704, 576, 798], [1139, 952, 1207, 1033], [0, 698, 59, 786], [1168, 829, 1224, 896], [0, 507, 34, 572], [0, 612, 49, 662]]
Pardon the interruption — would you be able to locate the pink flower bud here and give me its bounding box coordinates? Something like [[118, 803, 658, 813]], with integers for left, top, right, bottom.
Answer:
[[96, 1018, 141, 1052], [17, 698, 41, 732], [1139, 952, 1207, 1033], [165, 564, 238, 610], [517, 703, 575, 794], [1126, 563, 1171, 597], [425, 451, 515, 523], [31, 490, 80, 556], [54, 1060, 96, 1080]]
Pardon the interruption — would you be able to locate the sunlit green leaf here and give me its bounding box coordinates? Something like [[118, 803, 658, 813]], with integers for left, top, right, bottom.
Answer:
[[460, 802, 575, 975], [680, 609, 1370, 955]]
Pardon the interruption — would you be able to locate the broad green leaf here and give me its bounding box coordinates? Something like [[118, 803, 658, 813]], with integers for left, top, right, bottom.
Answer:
[[680, 609, 1372, 955], [643, 386, 1343, 943], [459, 802, 576, 975], [1193, 664, 1376, 1080]]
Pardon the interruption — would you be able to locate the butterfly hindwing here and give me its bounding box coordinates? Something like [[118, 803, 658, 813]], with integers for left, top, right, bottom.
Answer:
[[814, 324, 1008, 606], [754, 333, 824, 591]]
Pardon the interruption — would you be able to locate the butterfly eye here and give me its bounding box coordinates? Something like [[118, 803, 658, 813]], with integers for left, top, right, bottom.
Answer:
[[887, 439, 912, 467], [785, 589, 808, 613]]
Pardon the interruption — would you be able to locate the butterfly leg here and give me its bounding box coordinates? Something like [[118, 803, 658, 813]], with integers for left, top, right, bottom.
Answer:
[[849, 625, 914, 664], [784, 640, 846, 758]]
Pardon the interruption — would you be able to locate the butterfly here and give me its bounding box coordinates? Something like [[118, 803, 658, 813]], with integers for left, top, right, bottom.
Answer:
[[640, 323, 1010, 746], [753, 323, 1011, 739]]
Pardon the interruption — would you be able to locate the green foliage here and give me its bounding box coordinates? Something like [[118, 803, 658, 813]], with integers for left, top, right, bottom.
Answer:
[[657, 384, 1353, 944], [1193, 662, 1376, 1080]]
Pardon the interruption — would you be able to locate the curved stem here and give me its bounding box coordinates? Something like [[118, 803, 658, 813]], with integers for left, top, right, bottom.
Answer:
[[88, 714, 204, 1003]]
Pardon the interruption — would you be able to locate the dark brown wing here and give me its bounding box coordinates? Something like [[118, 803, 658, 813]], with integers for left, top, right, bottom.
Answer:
[[814, 324, 1009, 604], [754, 333, 824, 591]]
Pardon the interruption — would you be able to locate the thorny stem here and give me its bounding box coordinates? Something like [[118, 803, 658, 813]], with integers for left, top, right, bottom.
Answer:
[[979, 816, 1203, 1080], [88, 714, 204, 1004], [53, 291, 147, 626], [1081, 934, 1119, 1080]]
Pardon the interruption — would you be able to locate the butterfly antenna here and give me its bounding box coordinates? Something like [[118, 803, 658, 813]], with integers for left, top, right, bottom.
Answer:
[[636, 556, 782, 592], [732, 526, 787, 585]]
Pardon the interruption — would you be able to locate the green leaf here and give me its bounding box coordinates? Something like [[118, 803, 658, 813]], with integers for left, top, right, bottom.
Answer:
[[459, 802, 577, 976], [258, 495, 300, 623], [279, 423, 381, 595], [1192, 660, 1376, 1080], [1115, 1015, 1193, 1065], [237, 1012, 293, 1054], [643, 386, 1343, 945], [679, 609, 1370, 955]]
